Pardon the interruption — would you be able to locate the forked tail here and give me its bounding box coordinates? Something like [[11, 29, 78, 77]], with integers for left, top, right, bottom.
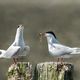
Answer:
[[71, 48, 80, 54]]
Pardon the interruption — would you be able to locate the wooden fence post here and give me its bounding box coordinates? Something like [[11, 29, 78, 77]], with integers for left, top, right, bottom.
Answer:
[[35, 62, 73, 80], [8, 62, 33, 80], [7, 62, 73, 80]]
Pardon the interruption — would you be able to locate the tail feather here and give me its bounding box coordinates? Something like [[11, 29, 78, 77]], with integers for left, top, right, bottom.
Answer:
[[71, 48, 80, 54]]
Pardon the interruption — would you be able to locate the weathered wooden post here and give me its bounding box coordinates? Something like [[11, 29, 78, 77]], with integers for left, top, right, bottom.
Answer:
[[7, 62, 73, 80], [8, 62, 33, 80], [35, 62, 73, 80]]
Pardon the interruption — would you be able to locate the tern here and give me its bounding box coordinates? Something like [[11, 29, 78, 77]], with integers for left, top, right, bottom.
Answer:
[[0, 25, 30, 63], [40, 31, 80, 63]]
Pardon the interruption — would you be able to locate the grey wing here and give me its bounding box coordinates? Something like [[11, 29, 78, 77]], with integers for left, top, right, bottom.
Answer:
[[0, 49, 6, 58], [54, 44, 72, 54], [1, 46, 20, 58]]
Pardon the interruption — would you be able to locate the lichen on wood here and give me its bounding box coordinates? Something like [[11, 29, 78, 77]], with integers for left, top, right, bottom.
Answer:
[[35, 62, 73, 80], [7, 62, 73, 80], [8, 62, 32, 80]]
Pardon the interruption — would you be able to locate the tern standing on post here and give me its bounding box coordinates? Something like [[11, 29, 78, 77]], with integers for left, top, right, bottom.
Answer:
[[0, 25, 30, 64], [40, 31, 80, 63]]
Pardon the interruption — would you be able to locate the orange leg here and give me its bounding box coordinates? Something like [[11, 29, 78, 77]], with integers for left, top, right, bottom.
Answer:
[[57, 57, 64, 64], [60, 57, 64, 65], [57, 57, 60, 64], [13, 58, 18, 64]]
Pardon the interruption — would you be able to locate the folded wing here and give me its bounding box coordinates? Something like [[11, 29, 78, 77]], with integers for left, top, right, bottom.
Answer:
[[0, 46, 20, 58]]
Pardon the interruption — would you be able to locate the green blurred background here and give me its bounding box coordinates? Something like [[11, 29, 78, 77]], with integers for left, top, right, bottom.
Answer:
[[0, 0, 80, 80]]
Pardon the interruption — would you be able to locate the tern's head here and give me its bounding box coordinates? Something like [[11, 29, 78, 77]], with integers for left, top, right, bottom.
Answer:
[[45, 31, 57, 39], [39, 31, 59, 43], [17, 24, 24, 30], [17, 24, 24, 32], [40, 31, 56, 39]]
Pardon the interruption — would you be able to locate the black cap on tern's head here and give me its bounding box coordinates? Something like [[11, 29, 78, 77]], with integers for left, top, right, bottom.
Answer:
[[17, 24, 23, 28], [17, 24, 24, 31], [17, 25, 20, 28], [46, 31, 57, 39]]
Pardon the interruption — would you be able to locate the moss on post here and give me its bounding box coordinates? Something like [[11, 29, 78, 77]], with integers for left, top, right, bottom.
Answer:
[[35, 62, 73, 80], [8, 62, 32, 80], [7, 62, 73, 80]]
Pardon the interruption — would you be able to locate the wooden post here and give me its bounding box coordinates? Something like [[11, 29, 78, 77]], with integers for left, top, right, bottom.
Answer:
[[35, 62, 73, 80], [8, 62, 32, 80], [7, 62, 73, 80]]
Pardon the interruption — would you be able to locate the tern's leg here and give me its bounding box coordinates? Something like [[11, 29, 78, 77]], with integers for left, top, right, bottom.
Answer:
[[57, 57, 64, 65], [60, 57, 64, 65], [13, 58, 18, 64]]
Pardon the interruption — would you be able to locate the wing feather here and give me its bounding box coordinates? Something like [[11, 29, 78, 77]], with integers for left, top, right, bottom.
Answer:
[[1, 46, 20, 58]]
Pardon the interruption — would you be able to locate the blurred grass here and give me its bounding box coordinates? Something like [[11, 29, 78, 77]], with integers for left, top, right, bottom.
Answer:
[[0, 2, 80, 80]]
